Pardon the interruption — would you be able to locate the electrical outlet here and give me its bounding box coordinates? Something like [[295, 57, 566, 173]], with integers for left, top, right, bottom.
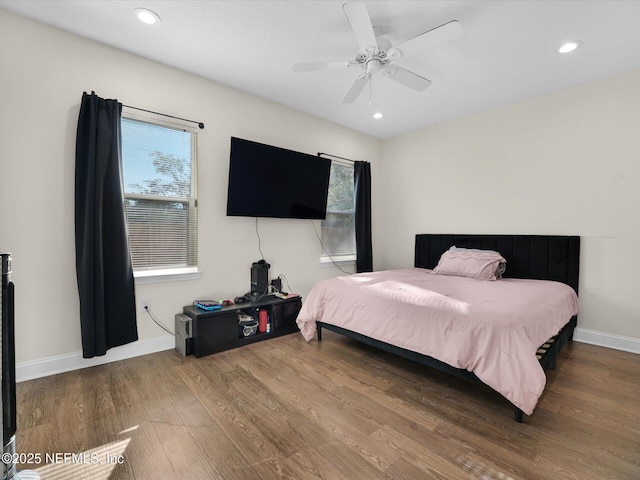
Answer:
[[141, 298, 150, 309]]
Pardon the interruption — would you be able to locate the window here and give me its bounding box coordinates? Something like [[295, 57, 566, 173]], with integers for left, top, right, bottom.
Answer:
[[121, 116, 198, 273], [321, 161, 356, 263]]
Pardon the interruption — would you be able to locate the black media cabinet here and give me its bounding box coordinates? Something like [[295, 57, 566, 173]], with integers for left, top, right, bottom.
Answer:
[[181, 295, 302, 358]]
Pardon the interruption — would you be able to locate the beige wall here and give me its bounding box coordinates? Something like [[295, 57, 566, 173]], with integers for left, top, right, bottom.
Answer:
[[2, 8, 637, 370], [377, 68, 640, 341], [0, 10, 381, 365]]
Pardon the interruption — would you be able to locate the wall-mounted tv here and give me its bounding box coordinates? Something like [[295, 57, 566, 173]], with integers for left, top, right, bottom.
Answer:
[[226, 137, 331, 220]]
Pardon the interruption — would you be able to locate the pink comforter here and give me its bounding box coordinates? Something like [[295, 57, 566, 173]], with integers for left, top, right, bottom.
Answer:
[[297, 268, 580, 415]]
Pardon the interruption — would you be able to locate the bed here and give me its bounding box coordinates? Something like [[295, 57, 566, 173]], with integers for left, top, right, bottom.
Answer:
[[297, 234, 580, 422]]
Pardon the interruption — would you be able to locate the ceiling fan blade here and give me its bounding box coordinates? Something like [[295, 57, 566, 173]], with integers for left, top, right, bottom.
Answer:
[[341, 74, 369, 103], [394, 20, 463, 58], [383, 65, 431, 91], [292, 61, 356, 72], [343, 1, 378, 52]]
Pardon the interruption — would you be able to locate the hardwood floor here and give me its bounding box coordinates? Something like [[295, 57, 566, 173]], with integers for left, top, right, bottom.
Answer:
[[15, 332, 640, 479]]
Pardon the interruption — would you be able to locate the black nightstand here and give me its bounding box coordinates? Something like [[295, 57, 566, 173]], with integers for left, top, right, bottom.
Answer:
[[181, 296, 302, 357]]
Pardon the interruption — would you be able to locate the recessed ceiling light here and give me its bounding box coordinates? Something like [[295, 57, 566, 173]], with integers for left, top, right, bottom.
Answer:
[[372, 112, 384, 119], [134, 8, 160, 25], [559, 41, 581, 54]]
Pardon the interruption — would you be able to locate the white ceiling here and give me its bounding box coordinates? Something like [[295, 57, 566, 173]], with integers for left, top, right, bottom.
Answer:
[[3, 0, 640, 139]]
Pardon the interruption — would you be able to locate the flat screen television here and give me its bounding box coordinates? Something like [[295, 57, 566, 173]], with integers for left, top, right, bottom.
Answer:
[[226, 137, 331, 219]]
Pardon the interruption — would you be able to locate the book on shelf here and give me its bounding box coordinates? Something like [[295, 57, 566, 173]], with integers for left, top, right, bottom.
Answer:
[[194, 300, 222, 311], [275, 292, 299, 299]]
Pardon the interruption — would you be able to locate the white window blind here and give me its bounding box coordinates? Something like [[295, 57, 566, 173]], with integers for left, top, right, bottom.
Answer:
[[121, 117, 198, 271], [321, 161, 356, 261]]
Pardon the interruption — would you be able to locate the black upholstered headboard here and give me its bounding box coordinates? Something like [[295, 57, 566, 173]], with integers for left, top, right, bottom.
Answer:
[[415, 234, 580, 294]]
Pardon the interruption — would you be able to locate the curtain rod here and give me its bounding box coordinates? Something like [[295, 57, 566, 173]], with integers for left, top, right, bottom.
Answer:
[[317, 152, 357, 164], [122, 104, 205, 129]]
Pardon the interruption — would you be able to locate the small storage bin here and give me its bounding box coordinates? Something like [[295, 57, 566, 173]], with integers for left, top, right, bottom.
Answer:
[[238, 313, 258, 337]]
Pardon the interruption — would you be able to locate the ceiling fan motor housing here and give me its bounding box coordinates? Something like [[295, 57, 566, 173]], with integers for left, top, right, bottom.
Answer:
[[359, 49, 389, 74]]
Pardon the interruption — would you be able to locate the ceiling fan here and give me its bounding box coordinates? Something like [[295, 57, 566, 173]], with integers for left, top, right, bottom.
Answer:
[[292, 1, 463, 104]]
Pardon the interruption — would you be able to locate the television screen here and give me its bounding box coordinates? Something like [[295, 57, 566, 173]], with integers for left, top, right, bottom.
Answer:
[[226, 137, 331, 219]]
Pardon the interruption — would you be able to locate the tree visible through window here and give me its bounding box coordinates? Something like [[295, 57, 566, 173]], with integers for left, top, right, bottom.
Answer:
[[121, 117, 198, 270], [321, 162, 355, 260]]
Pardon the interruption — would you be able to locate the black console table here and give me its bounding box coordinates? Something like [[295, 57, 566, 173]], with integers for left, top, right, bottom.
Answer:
[[181, 295, 302, 358]]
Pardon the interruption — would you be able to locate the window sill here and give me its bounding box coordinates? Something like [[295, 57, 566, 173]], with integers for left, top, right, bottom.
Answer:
[[320, 255, 356, 268], [134, 267, 202, 284]]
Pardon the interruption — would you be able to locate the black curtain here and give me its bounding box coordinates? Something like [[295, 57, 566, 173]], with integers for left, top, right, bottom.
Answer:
[[75, 92, 138, 358], [354, 161, 373, 273]]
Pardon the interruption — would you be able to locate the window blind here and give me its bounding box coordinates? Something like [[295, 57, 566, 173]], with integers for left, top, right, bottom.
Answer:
[[321, 162, 355, 258], [121, 117, 198, 270]]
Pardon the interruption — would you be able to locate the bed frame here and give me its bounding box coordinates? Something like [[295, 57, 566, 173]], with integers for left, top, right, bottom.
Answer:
[[316, 234, 580, 422]]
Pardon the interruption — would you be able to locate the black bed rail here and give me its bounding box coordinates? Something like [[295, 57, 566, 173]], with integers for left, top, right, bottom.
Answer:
[[317, 315, 577, 423]]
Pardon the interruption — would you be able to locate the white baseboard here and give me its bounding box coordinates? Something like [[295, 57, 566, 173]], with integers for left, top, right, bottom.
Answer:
[[15, 328, 638, 383], [16, 335, 175, 383], [573, 327, 640, 355]]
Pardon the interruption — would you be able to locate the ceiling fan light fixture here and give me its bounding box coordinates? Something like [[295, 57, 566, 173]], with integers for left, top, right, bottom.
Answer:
[[134, 8, 161, 25], [558, 40, 581, 54], [372, 112, 384, 119], [366, 58, 383, 74]]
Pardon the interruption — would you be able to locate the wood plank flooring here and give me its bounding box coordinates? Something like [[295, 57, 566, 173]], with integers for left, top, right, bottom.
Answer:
[[14, 332, 640, 479]]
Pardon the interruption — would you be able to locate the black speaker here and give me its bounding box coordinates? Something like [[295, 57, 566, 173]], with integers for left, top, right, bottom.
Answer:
[[251, 260, 270, 295], [2, 253, 41, 479], [2, 254, 16, 480]]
